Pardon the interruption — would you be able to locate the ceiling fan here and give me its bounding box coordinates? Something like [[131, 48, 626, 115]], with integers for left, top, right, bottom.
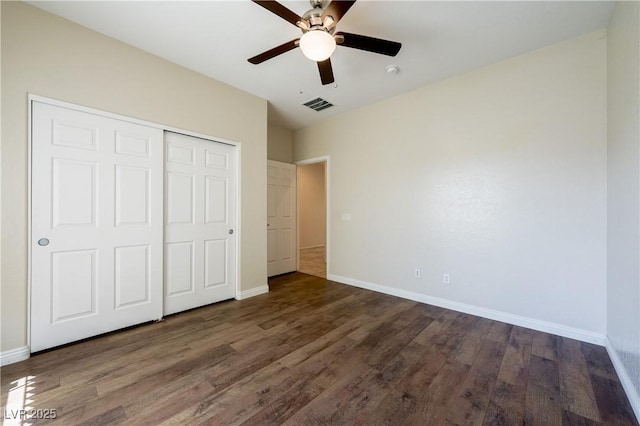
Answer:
[[248, 0, 402, 85]]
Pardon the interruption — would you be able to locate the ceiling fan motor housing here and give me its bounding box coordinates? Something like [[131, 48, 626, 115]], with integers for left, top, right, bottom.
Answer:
[[303, 7, 330, 32]]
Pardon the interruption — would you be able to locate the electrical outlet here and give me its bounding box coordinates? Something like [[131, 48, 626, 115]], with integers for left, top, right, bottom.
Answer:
[[414, 269, 421, 278], [443, 273, 450, 284]]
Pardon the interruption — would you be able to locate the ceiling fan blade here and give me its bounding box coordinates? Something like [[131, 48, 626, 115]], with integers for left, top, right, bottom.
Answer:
[[322, 0, 357, 24], [317, 58, 335, 85], [252, 0, 304, 27], [335, 31, 402, 56], [248, 39, 299, 64]]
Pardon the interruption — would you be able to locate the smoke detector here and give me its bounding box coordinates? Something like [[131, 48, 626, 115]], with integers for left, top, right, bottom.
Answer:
[[386, 65, 400, 75]]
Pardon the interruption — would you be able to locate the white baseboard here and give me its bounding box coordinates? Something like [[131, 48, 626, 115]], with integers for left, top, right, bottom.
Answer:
[[236, 285, 269, 300], [605, 338, 640, 422], [327, 273, 606, 346], [1, 345, 30, 366]]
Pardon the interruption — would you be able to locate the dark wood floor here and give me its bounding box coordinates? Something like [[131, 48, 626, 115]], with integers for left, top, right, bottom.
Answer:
[[1, 272, 637, 425]]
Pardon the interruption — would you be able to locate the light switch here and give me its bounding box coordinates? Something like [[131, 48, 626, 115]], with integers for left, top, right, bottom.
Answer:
[[342, 213, 352, 222]]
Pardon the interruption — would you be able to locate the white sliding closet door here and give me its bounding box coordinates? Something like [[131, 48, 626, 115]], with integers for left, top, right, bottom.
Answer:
[[164, 132, 237, 315], [31, 101, 164, 352]]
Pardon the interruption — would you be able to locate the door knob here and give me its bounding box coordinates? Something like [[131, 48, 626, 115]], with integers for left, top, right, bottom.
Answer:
[[38, 238, 50, 246], [228, 229, 234, 235]]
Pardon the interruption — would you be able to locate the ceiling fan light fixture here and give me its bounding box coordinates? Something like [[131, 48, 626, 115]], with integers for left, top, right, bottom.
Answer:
[[299, 29, 336, 61]]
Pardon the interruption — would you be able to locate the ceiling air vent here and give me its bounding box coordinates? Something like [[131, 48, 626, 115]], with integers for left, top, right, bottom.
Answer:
[[303, 97, 333, 112]]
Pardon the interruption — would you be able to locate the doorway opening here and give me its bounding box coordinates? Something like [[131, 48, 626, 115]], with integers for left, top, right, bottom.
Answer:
[[296, 159, 328, 278]]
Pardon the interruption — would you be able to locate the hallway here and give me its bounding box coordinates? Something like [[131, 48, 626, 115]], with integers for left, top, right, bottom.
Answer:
[[298, 246, 326, 278]]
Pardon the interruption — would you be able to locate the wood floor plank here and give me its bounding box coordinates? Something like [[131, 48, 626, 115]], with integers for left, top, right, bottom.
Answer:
[[370, 386, 419, 426], [411, 309, 458, 347], [375, 341, 433, 390], [29, 385, 100, 426], [525, 382, 563, 426], [373, 314, 470, 424], [446, 339, 507, 425], [277, 313, 372, 368], [203, 321, 335, 396], [524, 354, 563, 425], [373, 344, 450, 424], [361, 307, 435, 368], [403, 359, 471, 425], [562, 409, 601, 426], [558, 337, 601, 422], [589, 372, 638, 425], [485, 321, 513, 345], [345, 300, 416, 342], [497, 325, 534, 387], [166, 362, 296, 425], [95, 342, 237, 397], [532, 329, 559, 361], [1, 272, 636, 425], [46, 344, 236, 425], [123, 377, 215, 424], [450, 316, 494, 366], [80, 406, 128, 426], [280, 359, 374, 425], [306, 366, 392, 425], [240, 375, 325, 425], [581, 341, 620, 381], [482, 379, 527, 426], [529, 354, 560, 396]]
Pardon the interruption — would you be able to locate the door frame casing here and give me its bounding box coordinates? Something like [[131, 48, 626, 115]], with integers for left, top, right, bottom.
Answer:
[[27, 94, 241, 353], [295, 156, 330, 276]]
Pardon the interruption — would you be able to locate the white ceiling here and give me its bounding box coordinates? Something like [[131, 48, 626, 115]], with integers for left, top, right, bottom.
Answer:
[[29, 1, 614, 130]]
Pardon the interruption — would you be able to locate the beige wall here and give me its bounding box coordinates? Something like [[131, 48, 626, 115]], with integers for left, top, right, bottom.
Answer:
[[0, 2, 3, 339], [267, 124, 293, 163], [607, 1, 640, 409], [298, 162, 326, 249], [1, 2, 267, 353], [294, 31, 607, 336]]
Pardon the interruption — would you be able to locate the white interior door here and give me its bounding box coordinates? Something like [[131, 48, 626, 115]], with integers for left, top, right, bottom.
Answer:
[[164, 132, 237, 315], [31, 101, 164, 352], [267, 160, 296, 277]]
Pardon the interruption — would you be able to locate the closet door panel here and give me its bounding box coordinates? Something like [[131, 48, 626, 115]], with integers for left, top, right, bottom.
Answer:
[[164, 132, 237, 315], [31, 101, 163, 352]]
